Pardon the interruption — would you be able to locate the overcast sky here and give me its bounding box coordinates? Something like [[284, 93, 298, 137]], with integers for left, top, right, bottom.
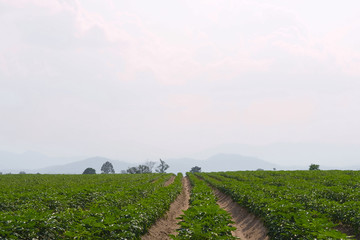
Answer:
[[1, 0, 360, 162]]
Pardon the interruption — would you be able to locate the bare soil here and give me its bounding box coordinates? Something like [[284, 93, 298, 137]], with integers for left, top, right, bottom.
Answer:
[[336, 224, 360, 240], [213, 188, 269, 240], [164, 175, 176, 187], [141, 177, 191, 240]]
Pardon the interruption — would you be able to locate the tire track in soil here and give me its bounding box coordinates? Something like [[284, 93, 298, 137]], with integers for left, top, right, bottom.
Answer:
[[141, 177, 191, 240], [213, 188, 269, 240]]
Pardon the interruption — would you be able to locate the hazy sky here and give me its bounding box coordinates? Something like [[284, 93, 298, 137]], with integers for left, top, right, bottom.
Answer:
[[1, 0, 360, 161]]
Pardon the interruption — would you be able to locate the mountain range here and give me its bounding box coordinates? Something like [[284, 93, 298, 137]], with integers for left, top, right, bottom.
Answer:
[[165, 153, 279, 173], [2, 142, 360, 174], [1, 153, 279, 174], [56, 153, 276, 174], [0, 150, 84, 173], [192, 143, 360, 167], [35, 157, 132, 174]]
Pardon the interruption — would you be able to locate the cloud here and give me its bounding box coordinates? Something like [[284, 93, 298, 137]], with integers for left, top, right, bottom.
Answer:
[[1, 0, 360, 158], [4, 0, 357, 88]]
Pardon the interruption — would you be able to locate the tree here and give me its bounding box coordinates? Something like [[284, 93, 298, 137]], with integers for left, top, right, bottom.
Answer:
[[190, 166, 201, 173], [309, 164, 320, 170], [83, 168, 96, 174], [126, 160, 168, 174], [126, 164, 152, 174], [19, 171, 26, 174], [101, 161, 115, 174], [156, 159, 169, 173], [127, 166, 139, 174], [138, 164, 151, 173], [145, 161, 156, 172]]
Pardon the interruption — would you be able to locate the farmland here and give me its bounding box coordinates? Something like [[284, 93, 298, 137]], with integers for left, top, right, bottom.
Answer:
[[1, 171, 360, 239], [0, 173, 181, 239], [199, 171, 360, 239]]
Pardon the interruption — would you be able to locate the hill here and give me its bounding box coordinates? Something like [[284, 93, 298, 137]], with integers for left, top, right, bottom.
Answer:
[[166, 153, 278, 173], [0, 151, 83, 173], [194, 143, 360, 168], [35, 157, 132, 174], [29, 154, 277, 174]]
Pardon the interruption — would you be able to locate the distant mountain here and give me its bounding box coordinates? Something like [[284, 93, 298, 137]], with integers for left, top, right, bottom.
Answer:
[[204, 153, 278, 171], [165, 158, 200, 173], [34, 157, 132, 174], [192, 143, 360, 168], [5, 145, 358, 174], [166, 153, 278, 173], [18, 153, 279, 174], [0, 150, 83, 171]]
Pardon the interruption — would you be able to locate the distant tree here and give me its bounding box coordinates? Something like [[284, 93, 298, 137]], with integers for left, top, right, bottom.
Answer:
[[19, 171, 26, 174], [138, 164, 151, 173], [273, 168, 276, 171], [190, 166, 201, 173], [309, 164, 320, 171], [101, 161, 115, 174], [0, 172, 2, 175], [256, 168, 264, 171], [145, 161, 156, 172], [120, 170, 127, 174], [156, 159, 169, 173], [126, 160, 168, 174], [83, 168, 96, 174], [127, 166, 139, 174], [126, 165, 151, 174]]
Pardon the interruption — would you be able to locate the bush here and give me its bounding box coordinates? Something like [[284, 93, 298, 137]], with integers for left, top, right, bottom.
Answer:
[[82, 168, 96, 174], [309, 164, 320, 171]]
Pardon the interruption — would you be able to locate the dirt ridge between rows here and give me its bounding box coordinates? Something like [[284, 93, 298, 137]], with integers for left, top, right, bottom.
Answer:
[[213, 188, 269, 240], [141, 177, 191, 240]]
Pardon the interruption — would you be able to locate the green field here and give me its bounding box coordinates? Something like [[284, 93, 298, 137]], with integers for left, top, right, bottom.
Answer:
[[199, 171, 360, 239], [1, 171, 359, 239], [0, 173, 182, 239]]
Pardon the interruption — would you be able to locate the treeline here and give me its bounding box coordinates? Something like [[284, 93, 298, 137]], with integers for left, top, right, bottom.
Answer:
[[82, 159, 169, 175]]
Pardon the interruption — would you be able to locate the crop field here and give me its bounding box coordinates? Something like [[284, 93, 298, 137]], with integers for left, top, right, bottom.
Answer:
[[1, 171, 360, 239], [0, 173, 182, 239], [199, 170, 360, 239], [173, 173, 235, 240]]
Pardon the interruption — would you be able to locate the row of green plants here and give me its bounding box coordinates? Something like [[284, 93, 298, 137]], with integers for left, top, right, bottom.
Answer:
[[172, 173, 235, 240], [218, 171, 360, 236], [0, 173, 169, 212], [0, 173, 178, 239], [115, 172, 182, 239], [199, 172, 351, 239]]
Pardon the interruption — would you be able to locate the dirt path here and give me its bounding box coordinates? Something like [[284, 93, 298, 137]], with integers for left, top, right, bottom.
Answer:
[[214, 188, 269, 240], [142, 177, 191, 240]]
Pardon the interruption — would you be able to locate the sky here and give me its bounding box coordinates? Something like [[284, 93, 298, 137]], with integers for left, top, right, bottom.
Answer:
[[1, 0, 360, 163]]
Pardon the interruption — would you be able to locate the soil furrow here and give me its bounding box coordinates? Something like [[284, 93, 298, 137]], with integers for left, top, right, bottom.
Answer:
[[336, 224, 360, 240], [141, 177, 191, 240], [213, 188, 269, 240], [164, 175, 176, 186]]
